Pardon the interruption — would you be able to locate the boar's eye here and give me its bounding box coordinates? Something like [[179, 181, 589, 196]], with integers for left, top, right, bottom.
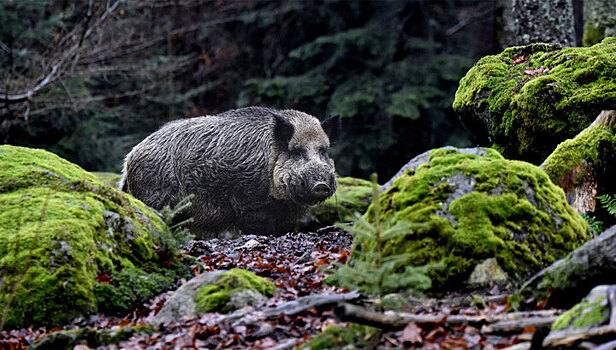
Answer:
[[290, 148, 304, 160], [319, 147, 328, 159]]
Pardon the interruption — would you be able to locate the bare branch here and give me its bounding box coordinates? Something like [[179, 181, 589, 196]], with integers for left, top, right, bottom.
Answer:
[[1, 64, 59, 103], [0, 0, 124, 104]]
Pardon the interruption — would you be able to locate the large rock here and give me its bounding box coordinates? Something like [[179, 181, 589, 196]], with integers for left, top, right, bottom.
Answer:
[[453, 37, 616, 164], [0, 145, 193, 329], [354, 147, 589, 292]]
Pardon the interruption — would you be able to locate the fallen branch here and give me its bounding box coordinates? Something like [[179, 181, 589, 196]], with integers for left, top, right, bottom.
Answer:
[[407, 294, 508, 309], [335, 303, 562, 330], [542, 325, 616, 347], [595, 339, 616, 350], [209, 290, 362, 327], [0, 0, 124, 104], [481, 316, 559, 334]]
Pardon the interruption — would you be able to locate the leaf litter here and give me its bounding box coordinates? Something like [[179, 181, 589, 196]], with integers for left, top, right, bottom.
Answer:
[[1, 230, 559, 349]]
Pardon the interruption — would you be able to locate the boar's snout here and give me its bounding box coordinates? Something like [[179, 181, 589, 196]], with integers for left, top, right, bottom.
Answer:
[[312, 182, 332, 200]]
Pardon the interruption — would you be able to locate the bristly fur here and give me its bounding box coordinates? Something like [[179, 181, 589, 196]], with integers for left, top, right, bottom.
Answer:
[[119, 106, 339, 238]]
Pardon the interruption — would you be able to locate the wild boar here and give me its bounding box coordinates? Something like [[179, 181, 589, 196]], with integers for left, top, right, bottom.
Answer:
[[119, 106, 340, 238]]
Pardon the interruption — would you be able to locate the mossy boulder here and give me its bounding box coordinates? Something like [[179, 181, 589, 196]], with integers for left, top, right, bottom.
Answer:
[[194, 269, 275, 314], [0, 145, 194, 329], [355, 147, 589, 292], [305, 177, 373, 228], [453, 37, 616, 164], [92, 172, 122, 188]]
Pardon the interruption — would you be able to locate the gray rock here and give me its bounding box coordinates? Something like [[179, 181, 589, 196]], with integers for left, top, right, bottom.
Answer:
[[227, 289, 268, 311], [152, 271, 222, 326], [381, 147, 488, 192], [466, 258, 509, 289], [238, 238, 265, 252], [152, 270, 271, 325]]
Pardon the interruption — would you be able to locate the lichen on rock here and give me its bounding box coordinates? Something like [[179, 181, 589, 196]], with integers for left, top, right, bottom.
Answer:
[[453, 37, 616, 164], [354, 147, 589, 293], [0, 145, 194, 329]]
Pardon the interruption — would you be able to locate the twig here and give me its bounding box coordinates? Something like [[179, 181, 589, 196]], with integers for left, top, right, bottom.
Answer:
[[501, 342, 531, 350], [0, 40, 9, 53]]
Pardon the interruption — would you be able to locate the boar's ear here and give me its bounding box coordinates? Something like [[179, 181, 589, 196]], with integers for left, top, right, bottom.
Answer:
[[321, 114, 341, 146], [273, 113, 294, 149]]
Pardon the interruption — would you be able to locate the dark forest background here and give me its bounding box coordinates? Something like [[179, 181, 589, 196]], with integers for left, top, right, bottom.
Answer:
[[0, 0, 582, 180]]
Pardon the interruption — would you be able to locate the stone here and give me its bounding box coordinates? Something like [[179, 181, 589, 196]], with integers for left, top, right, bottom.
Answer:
[[453, 38, 616, 164], [466, 258, 510, 289], [0, 145, 193, 329], [152, 272, 222, 326], [354, 147, 589, 292]]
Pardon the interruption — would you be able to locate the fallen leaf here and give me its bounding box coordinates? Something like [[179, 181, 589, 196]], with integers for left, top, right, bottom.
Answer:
[[400, 322, 422, 345], [512, 54, 529, 64]]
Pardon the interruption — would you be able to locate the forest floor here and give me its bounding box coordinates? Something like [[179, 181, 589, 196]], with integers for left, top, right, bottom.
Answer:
[[0, 229, 561, 350]]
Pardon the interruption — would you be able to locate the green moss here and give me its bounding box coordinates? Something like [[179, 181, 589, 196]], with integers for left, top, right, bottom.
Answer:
[[29, 325, 155, 349], [552, 297, 609, 330], [453, 38, 616, 163], [92, 172, 122, 188], [194, 269, 275, 314], [0, 145, 193, 329], [584, 23, 606, 47], [94, 256, 193, 315], [301, 323, 378, 350], [543, 124, 616, 188], [354, 148, 589, 293], [309, 177, 373, 226]]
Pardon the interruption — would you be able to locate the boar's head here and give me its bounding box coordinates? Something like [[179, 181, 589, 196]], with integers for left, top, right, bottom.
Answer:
[[271, 110, 340, 205]]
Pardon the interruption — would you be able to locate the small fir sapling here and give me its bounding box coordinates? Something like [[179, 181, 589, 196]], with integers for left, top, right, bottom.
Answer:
[[326, 174, 439, 302], [151, 194, 195, 255]]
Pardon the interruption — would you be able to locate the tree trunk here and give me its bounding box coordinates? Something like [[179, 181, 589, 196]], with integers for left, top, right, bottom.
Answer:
[[497, 0, 576, 49]]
